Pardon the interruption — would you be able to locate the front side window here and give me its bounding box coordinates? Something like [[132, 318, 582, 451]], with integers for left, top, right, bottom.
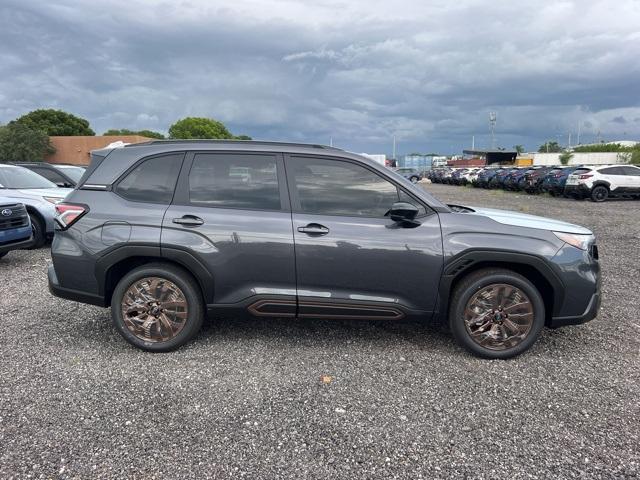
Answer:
[[31, 167, 67, 185], [188, 153, 281, 210], [116, 154, 183, 203], [289, 157, 423, 217], [0, 166, 57, 189]]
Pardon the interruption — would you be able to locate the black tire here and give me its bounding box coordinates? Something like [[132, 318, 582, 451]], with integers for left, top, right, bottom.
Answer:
[[410, 176, 419, 183], [590, 185, 609, 202], [28, 213, 46, 249], [111, 263, 204, 352], [448, 268, 545, 359]]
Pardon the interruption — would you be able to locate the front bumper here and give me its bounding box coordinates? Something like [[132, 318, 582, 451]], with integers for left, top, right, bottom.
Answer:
[[549, 291, 601, 328], [0, 226, 34, 254]]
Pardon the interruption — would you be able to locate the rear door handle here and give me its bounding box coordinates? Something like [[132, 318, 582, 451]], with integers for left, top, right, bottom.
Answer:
[[297, 223, 329, 235], [172, 215, 204, 227]]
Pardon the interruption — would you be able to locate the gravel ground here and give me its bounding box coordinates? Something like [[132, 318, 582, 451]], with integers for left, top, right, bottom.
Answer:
[[1, 184, 639, 479]]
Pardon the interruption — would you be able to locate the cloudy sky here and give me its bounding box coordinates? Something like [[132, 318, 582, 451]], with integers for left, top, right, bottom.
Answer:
[[1, 0, 639, 155]]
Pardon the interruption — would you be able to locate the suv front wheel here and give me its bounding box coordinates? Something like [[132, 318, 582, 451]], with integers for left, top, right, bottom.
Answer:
[[449, 268, 545, 359], [111, 263, 204, 351]]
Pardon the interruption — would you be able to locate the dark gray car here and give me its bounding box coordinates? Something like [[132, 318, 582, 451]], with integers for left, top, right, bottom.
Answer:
[[48, 140, 600, 359]]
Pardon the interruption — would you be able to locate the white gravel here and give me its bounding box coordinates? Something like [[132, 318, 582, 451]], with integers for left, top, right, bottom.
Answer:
[[0, 184, 638, 479]]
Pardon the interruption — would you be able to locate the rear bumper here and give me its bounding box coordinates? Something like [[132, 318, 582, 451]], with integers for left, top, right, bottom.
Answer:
[[549, 291, 600, 328], [48, 265, 107, 307]]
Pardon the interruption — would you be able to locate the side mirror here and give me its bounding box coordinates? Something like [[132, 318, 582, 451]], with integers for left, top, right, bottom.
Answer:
[[388, 202, 420, 227]]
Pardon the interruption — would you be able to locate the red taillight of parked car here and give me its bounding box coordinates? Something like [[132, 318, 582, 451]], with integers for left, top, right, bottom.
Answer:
[[54, 203, 89, 229], [578, 174, 593, 180]]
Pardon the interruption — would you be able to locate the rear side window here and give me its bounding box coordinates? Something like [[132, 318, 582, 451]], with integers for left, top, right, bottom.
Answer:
[[572, 168, 592, 175], [188, 153, 281, 210], [31, 167, 66, 185], [116, 154, 183, 203], [599, 167, 626, 175]]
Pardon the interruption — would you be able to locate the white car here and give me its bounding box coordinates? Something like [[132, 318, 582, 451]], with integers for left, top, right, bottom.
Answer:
[[565, 164, 640, 202]]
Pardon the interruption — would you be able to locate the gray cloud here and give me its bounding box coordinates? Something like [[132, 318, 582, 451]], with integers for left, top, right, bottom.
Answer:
[[1, 0, 639, 154]]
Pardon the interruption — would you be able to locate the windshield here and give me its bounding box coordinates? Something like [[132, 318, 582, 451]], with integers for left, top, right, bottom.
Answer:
[[0, 166, 58, 189], [54, 165, 86, 183]]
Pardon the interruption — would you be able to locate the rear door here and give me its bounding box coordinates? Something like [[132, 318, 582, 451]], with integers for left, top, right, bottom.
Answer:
[[162, 151, 297, 314], [285, 155, 443, 319]]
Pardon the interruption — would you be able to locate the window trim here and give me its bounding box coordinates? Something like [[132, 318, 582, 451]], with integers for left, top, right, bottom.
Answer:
[[113, 152, 186, 205], [284, 154, 432, 219], [172, 151, 290, 213]]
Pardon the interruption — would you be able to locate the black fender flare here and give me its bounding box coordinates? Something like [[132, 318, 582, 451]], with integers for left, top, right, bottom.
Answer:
[[436, 249, 565, 320], [95, 244, 215, 304]]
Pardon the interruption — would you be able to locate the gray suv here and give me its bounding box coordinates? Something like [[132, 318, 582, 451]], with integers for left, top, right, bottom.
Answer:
[[48, 141, 600, 358]]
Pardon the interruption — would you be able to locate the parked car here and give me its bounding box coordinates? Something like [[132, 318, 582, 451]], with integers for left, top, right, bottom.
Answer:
[[503, 168, 528, 191], [0, 198, 33, 259], [48, 140, 601, 359], [488, 167, 517, 189], [540, 166, 581, 196], [0, 164, 72, 247], [564, 165, 640, 202], [450, 168, 468, 185], [475, 167, 500, 188], [12, 162, 87, 188], [460, 168, 481, 185], [395, 167, 422, 183], [523, 166, 555, 194]]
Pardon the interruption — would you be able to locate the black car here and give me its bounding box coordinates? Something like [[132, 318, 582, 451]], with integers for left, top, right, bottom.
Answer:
[[48, 140, 600, 359], [12, 163, 86, 188]]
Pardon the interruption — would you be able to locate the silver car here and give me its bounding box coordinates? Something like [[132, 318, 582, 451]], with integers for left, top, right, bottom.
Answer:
[[0, 164, 71, 247]]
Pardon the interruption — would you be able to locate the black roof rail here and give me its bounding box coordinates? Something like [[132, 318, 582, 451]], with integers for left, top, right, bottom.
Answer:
[[124, 139, 344, 151]]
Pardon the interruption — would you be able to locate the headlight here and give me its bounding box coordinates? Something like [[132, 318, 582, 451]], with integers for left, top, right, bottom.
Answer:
[[43, 196, 63, 204], [553, 231, 594, 251]]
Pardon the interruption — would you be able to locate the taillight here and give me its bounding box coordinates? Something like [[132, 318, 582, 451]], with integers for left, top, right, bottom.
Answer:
[[54, 203, 88, 229], [578, 174, 593, 180]]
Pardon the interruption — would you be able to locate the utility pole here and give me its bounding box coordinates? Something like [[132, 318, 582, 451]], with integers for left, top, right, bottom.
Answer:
[[330, 137, 333, 147], [577, 121, 581, 145], [472, 135, 475, 150], [489, 112, 497, 149], [392, 135, 396, 161], [568, 132, 571, 147]]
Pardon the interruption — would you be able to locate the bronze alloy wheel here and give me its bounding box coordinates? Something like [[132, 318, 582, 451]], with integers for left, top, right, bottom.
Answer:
[[463, 283, 535, 351], [121, 277, 189, 343]]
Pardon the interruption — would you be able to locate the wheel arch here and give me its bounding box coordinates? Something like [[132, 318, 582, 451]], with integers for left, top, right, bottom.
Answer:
[[96, 245, 214, 306], [438, 250, 563, 326]]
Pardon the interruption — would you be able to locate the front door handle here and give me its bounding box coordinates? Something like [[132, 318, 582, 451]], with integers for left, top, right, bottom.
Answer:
[[297, 223, 329, 235], [172, 215, 204, 227]]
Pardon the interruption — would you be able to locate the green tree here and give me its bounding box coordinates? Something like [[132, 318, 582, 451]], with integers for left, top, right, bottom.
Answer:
[[15, 109, 94, 136], [559, 151, 573, 165], [538, 141, 562, 153], [234, 134, 252, 140], [513, 145, 525, 155], [0, 122, 55, 162], [104, 128, 165, 139], [168, 117, 233, 139]]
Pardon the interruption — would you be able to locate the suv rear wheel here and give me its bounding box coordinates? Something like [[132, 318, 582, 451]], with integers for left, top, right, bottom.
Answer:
[[590, 185, 609, 202], [449, 268, 545, 359], [111, 263, 204, 351]]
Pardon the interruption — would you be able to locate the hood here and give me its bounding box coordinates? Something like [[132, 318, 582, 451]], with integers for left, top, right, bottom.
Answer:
[[460, 206, 592, 235], [13, 187, 72, 200]]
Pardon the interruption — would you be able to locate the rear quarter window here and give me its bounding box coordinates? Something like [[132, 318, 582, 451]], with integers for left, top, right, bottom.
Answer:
[[115, 153, 184, 204]]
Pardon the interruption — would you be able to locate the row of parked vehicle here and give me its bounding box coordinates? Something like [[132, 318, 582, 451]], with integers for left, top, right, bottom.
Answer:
[[427, 164, 640, 202], [0, 162, 86, 259]]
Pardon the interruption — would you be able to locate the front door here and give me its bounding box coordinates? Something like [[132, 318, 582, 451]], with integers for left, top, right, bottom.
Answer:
[[162, 151, 297, 316], [285, 155, 443, 320]]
